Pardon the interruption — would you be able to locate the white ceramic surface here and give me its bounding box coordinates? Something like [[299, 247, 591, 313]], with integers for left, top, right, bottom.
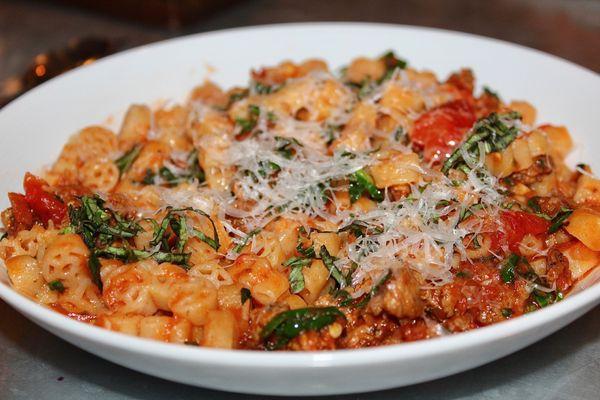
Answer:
[[0, 23, 599, 396]]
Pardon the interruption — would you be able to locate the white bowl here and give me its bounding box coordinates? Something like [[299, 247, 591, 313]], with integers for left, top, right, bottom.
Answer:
[[0, 23, 599, 396]]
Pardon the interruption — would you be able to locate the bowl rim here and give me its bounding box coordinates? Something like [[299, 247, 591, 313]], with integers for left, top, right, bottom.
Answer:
[[0, 21, 599, 369]]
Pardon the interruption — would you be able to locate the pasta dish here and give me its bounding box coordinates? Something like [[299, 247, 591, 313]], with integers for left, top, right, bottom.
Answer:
[[1, 52, 598, 350]]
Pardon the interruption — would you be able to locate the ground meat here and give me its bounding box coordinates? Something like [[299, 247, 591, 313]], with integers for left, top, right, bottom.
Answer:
[[423, 262, 530, 332], [339, 312, 402, 348], [238, 304, 289, 350], [534, 196, 570, 216], [546, 247, 573, 292], [380, 269, 424, 319], [288, 330, 337, 351], [508, 155, 553, 186]]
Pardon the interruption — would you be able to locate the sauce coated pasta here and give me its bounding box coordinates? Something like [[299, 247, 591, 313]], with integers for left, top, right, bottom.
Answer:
[[1, 52, 599, 350]]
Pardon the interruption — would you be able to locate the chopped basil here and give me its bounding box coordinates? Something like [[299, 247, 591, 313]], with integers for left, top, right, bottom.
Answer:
[[228, 89, 249, 105], [253, 82, 279, 95], [319, 246, 345, 288], [527, 197, 542, 213], [261, 307, 344, 350], [274, 136, 302, 159], [458, 203, 484, 223], [548, 208, 573, 234], [141, 169, 156, 185], [48, 279, 65, 293], [114, 144, 142, 175], [378, 51, 407, 83], [442, 112, 521, 175], [380, 50, 407, 73], [186, 149, 205, 183], [88, 252, 103, 290], [349, 169, 383, 203], [233, 229, 261, 253], [455, 270, 470, 278], [529, 290, 563, 309], [353, 270, 392, 308], [241, 287, 251, 305], [159, 166, 178, 186], [235, 104, 261, 137], [323, 124, 342, 145], [139, 149, 205, 187], [393, 127, 406, 143], [500, 253, 521, 284], [501, 308, 513, 318], [288, 263, 306, 294], [68, 198, 216, 289], [483, 86, 500, 99], [296, 241, 316, 258]]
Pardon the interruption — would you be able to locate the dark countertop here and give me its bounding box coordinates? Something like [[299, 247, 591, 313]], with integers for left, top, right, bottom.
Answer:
[[0, 0, 599, 399]]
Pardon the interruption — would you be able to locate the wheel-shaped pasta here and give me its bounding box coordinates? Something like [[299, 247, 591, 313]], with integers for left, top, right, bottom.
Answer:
[[227, 254, 289, 305], [79, 157, 120, 192], [168, 280, 218, 326]]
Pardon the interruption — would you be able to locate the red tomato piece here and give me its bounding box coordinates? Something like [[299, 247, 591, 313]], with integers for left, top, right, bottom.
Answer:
[[7, 192, 35, 232], [23, 173, 67, 225], [492, 211, 550, 253], [411, 99, 477, 162]]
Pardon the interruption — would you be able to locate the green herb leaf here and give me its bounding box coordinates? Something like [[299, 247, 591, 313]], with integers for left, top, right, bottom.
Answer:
[[274, 136, 302, 159], [235, 104, 261, 137], [483, 86, 500, 99], [159, 166, 178, 186], [455, 270, 470, 278], [141, 169, 156, 185], [186, 149, 205, 183], [442, 112, 521, 175], [548, 208, 573, 234], [349, 169, 383, 203], [233, 229, 261, 253], [115, 144, 143, 175], [284, 256, 313, 269], [241, 287, 251, 304], [353, 270, 392, 308], [88, 252, 103, 290], [261, 307, 344, 350], [393, 127, 406, 143], [253, 82, 279, 94], [228, 89, 249, 105], [48, 279, 65, 293], [501, 308, 513, 318], [500, 253, 520, 284], [530, 290, 563, 309], [380, 50, 407, 72], [319, 246, 345, 288], [288, 264, 306, 294]]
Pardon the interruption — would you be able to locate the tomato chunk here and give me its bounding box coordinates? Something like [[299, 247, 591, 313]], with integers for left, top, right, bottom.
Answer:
[[492, 211, 550, 253], [411, 99, 476, 162], [7, 192, 35, 232], [22, 173, 67, 225]]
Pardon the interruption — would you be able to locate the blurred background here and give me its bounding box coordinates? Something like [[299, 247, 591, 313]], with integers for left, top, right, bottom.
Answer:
[[0, 0, 599, 105]]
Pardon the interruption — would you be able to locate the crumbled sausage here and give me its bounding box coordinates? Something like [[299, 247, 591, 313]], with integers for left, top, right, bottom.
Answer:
[[546, 247, 573, 292]]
